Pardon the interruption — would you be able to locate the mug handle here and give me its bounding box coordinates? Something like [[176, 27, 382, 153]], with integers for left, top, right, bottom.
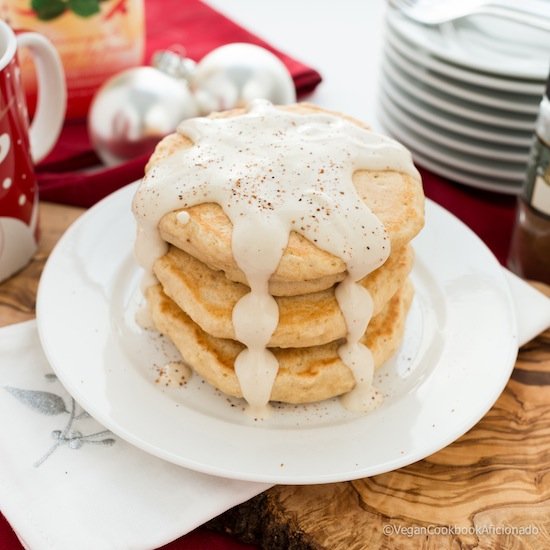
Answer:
[[16, 33, 66, 164]]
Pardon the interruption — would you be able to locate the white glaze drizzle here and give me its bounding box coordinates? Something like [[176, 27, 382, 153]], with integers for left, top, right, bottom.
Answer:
[[133, 100, 418, 415], [336, 278, 382, 412]]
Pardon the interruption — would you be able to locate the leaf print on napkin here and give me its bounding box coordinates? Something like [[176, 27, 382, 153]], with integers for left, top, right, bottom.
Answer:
[[4, 387, 68, 415], [3, 375, 115, 466]]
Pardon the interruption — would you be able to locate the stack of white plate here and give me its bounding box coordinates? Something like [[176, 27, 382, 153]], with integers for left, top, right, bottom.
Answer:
[[378, 6, 550, 194]]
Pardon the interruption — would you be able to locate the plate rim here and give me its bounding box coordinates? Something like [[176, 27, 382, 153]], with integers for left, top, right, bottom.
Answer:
[[385, 24, 545, 95], [36, 183, 519, 483], [387, 6, 550, 80], [382, 56, 535, 132], [378, 90, 528, 163], [379, 71, 532, 147], [378, 106, 521, 194], [377, 93, 524, 181], [383, 38, 539, 116]]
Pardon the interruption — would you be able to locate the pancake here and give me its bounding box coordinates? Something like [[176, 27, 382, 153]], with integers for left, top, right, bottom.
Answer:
[[147, 279, 414, 404], [137, 102, 423, 410], [148, 103, 424, 293], [153, 244, 414, 348]]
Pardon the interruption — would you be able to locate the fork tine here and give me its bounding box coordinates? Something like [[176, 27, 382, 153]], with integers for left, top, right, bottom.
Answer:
[[388, 0, 415, 12]]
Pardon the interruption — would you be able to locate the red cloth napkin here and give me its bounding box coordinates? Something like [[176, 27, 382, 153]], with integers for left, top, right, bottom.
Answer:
[[0, 512, 256, 550], [35, 0, 322, 207]]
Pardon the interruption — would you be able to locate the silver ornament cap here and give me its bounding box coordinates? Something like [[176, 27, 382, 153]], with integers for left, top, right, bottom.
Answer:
[[89, 53, 199, 167]]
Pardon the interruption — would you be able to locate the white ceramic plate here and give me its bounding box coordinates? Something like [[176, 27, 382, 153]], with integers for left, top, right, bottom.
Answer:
[[36, 183, 518, 484], [379, 122, 521, 193], [387, 6, 550, 80], [378, 103, 522, 194], [379, 91, 529, 163], [382, 58, 536, 131], [378, 87, 525, 180], [384, 40, 539, 115], [385, 24, 545, 95], [380, 70, 533, 148], [378, 100, 523, 193]]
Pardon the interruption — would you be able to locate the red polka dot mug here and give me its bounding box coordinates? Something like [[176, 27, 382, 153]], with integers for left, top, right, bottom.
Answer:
[[0, 20, 65, 283]]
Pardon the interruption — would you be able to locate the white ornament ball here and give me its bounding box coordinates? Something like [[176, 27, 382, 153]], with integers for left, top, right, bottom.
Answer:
[[192, 43, 296, 114], [89, 66, 198, 166]]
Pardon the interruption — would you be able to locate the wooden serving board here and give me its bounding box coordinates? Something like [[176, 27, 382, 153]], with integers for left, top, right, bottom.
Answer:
[[2, 202, 550, 549], [208, 327, 550, 549]]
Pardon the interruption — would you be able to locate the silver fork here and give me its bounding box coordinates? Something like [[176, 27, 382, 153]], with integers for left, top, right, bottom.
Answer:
[[390, 0, 550, 32]]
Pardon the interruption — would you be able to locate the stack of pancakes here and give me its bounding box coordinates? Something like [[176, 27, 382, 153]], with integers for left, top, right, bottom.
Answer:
[[145, 105, 424, 404]]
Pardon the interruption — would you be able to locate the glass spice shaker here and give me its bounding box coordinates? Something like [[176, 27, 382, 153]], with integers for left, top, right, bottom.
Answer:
[[508, 73, 550, 284]]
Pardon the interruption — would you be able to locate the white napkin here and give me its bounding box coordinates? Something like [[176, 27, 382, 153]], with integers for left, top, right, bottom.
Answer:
[[504, 270, 550, 347], [0, 321, 270, 550], [0, 271, 548, 550]]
